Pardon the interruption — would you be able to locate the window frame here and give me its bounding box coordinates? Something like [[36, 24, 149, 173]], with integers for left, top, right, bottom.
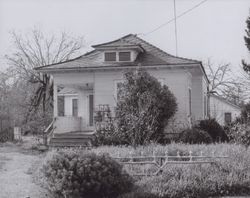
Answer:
[[104, 51, 117, 62], [118, 51, 131, 62], [72, 98, 78, 117], [224, 112, 232, 125]]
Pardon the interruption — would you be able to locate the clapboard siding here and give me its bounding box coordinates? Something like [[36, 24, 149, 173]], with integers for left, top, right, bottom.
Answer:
[[53, 67, 205, 127]]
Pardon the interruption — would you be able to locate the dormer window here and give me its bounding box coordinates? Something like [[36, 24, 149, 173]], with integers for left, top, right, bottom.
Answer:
[[105, 52, 116, 61], [119, 51, 131, 61], [104, 51, 132, 62]]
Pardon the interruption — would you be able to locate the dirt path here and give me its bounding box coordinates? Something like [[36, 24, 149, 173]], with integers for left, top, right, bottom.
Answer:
[[0, 144, 50, 198]]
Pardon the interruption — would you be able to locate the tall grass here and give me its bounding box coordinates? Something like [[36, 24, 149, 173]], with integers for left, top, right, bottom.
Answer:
[[93, 143, 250, 197]]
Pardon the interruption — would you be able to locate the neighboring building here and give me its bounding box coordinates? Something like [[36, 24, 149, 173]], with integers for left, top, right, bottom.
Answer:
[[209, 94, 241, 126], [35, 34, 210, 146]]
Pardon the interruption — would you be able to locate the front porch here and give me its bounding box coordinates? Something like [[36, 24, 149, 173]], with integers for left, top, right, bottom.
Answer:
[[53, 82, 95, 134]]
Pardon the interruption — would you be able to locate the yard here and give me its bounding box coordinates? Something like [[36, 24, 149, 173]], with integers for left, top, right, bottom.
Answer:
[[1, 138, 250, 198], [0, 138, 51, 198]]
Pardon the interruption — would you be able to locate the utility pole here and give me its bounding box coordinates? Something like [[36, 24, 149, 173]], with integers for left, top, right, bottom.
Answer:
[[173, 0, 178, 56]]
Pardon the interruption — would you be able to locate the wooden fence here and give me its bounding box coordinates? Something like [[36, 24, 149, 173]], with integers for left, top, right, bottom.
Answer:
[[112, 151, 228, 176]]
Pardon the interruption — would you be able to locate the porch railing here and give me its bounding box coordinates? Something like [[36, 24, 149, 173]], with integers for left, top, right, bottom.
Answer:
[[43, 118, 56, 145]]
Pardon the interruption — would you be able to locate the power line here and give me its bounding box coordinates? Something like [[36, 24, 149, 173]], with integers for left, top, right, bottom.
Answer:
[[142, 0, 208, 36]]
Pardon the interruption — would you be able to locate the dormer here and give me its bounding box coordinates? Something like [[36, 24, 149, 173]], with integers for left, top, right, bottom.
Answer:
[[92, 38, 144, 62]]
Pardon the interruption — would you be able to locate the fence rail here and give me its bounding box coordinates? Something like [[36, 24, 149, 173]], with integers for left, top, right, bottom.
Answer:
[[112, 151, 228, 176]]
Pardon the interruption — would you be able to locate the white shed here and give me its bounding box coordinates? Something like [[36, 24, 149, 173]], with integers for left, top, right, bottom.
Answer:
[[209, 94, 241, 126]]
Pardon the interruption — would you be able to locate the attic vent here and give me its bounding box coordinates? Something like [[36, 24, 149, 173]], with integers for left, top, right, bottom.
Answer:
[[119, 52, 131, 61], [105, 52, 116, 61]]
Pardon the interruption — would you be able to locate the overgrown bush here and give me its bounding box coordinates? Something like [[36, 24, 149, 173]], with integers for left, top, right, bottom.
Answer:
[[197, 119, 228, 142], [41, 150, 134, 198], [179, 128, 212, 144], [227, 123, 250, 147], [93, 106, 119, 146], [115, 70, 177, 146]]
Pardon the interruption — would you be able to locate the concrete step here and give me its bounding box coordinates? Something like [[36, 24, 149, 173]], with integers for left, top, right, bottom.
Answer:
[[49, 131, 94, 147]]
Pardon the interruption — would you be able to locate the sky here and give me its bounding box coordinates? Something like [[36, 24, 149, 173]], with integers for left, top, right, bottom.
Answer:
[[0, 0, 249, 73]]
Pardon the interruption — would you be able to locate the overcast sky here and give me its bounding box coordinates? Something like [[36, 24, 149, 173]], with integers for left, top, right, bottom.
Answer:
[[0, 0, 249, 73]]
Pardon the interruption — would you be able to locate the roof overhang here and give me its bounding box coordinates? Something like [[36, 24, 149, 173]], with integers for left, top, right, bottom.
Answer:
[[35, 63, 202, 74]]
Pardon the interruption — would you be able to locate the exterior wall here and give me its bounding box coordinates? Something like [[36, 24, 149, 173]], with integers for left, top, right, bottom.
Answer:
[[53, 67, 207, 132], [94, 68, 192, 125], [209, 95, 241, 126]]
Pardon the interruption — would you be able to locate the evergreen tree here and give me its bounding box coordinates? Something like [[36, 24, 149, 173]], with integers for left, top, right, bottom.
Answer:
[[242, 16, 250, 72]]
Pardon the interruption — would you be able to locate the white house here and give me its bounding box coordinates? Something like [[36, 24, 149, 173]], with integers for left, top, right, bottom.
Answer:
[[209, 94, 241, 126], [35, 34, 239, 146]]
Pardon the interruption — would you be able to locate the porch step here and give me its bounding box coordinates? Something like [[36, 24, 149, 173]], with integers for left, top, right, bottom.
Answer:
[[49, 131, 94, 147]]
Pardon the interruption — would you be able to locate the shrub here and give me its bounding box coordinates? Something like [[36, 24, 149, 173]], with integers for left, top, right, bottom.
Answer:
[[197, 119, 228, 142], [118, 191, 159, 198], [227, 123, 250, 147], [93, 105, 119, 146], [179, 128, 212, 144], [241, 102, 250, 123], [41, 150, 134, 198], [115, 70, 177, 147]]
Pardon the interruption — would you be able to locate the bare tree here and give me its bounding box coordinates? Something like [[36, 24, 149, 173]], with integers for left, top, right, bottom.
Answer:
[[5, 28, 84, 112], [205, 59, 247, 104]]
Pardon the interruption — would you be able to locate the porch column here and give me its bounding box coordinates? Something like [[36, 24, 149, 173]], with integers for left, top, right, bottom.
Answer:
[[53, 83, 58, 117]]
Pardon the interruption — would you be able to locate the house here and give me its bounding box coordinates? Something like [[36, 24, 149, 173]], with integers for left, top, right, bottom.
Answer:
[[35, 34, 211, 146], [209, 94, 241, 126]]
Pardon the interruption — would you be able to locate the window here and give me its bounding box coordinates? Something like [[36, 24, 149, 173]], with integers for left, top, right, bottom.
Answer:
[[224, 112, 232, 125], [58, 96, 65, 116], [72, 98, 78, 117], [188, 88, 192, 116], [119, 52, 131, 61], [104, 52, 116, 61], [204, 95, 207, 117]]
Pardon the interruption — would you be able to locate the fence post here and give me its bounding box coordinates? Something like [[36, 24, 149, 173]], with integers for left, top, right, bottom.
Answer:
[[165, 150, 168, 162], [189, 151, 193, 162], [130, 151, 133, 162], [177, 151, 181, 160], [153, 151, 156, 163]]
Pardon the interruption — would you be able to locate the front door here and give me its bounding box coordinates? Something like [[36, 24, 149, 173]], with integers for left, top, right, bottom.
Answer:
[[86, 92, 94, 128]]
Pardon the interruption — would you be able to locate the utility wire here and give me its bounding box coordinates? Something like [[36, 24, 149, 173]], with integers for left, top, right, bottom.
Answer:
[[142, 0, 208, 36]]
